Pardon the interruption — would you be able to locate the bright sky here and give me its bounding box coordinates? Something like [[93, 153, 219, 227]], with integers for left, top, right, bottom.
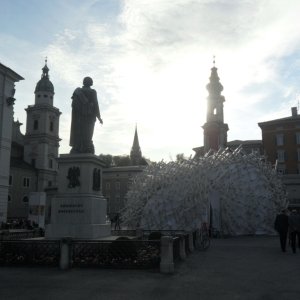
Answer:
[[2, 0, 300, 162]]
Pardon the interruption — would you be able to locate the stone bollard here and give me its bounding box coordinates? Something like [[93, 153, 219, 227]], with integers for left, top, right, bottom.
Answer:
[[160, 236, 174, 274], [178, 234, 186, 260], [59, 237, 72, 270], [188, 232, 194, 252]]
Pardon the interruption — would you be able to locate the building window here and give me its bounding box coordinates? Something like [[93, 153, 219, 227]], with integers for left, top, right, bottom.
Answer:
[[8, 195, 11, 202], [276, 162, 286, 175], [33, 120, 38, 130], [49, 159, 53, 169], [106, 183, 110, 190], [297, 149, 300, 161], [22, 196, 29, 203], [23, 177, 30, 188], [277, 150, 285, 162], [31, 159, 36, 167], [296, 132, 300, 144], [276, 134, 284, 146], [116, 197, 121, 208], [116, 181, 120, 190], [9, 175, 13, 186], [48, 181, 52, 187], [50, 121, 54, 132]]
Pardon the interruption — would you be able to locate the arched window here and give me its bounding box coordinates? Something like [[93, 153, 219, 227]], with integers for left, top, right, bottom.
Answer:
[[50, 121, 54, 132], [8, 195, 11, 202], [23, 196, 29, 203]]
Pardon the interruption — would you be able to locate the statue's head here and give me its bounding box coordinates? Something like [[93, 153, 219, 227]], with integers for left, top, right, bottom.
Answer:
[[83, 77, 93, 87]]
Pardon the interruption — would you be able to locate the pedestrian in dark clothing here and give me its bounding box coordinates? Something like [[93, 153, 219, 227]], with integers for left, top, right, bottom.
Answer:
[[274, 209, 289, 252], [114, 213, 121, 230], [288, 209, 300, 254]]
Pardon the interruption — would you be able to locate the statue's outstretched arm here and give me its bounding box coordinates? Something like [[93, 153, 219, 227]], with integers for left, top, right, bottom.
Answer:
[[94, 90, 103, 124]]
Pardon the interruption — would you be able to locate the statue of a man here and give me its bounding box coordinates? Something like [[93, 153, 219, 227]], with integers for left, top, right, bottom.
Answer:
[[69, 77, 103, 154]]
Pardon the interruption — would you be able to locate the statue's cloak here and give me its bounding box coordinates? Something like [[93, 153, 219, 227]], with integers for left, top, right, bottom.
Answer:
[[70, 87, 100, 153]]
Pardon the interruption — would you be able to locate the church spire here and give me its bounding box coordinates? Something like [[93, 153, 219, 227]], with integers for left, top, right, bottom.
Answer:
[[41, 57, 49, 79], [130, 125, 142, 165], [202, 61, 229, 153]]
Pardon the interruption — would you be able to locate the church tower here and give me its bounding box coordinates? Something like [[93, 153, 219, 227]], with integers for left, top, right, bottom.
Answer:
[[24, 60, 61, 191], [130, 125, 142, 165], [202, 61, 229, 153]]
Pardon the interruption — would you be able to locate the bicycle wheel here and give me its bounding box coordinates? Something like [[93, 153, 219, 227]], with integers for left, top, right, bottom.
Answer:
[[200, 236, 210, 250], [194, 232, 202, 250]]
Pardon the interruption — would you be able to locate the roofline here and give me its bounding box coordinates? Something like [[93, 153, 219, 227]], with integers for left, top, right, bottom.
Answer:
[[0, 62, 24, 81], [258, 116, 300, 127], [103, 166, 145, 173], [227, 140, 262, 145]]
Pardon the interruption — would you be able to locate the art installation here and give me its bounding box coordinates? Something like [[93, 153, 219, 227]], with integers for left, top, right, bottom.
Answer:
[[121, 147, 288, 236]]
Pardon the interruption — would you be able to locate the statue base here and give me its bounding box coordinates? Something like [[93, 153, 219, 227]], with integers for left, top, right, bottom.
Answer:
[[45, 154, 111, 239]]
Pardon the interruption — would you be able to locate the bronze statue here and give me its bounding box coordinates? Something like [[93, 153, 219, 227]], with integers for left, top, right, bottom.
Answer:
[[70, 77, 103, 154]]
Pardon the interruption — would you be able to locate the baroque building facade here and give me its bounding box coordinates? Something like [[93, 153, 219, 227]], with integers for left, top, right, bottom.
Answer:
[[0, 63, 23, 222], [258, 107, 300, 208], [7, 61, 61, 223]]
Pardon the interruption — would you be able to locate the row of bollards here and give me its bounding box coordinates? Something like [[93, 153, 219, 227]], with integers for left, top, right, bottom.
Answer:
[[160, 232, 194, 274]]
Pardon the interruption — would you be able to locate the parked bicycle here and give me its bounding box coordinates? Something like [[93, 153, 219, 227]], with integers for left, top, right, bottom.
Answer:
[[195, 222, 210, 250]]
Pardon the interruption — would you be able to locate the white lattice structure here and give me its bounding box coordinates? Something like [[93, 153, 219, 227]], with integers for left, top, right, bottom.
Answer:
[[121, 147, 288, 235]]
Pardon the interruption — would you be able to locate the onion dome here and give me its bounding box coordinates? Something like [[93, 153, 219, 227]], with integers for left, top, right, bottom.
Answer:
[[34, 59, 54, 94]]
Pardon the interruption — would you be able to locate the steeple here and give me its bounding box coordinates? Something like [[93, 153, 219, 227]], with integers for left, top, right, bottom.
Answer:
[[202, 59, 229, 153], [130, 125, 142, 165], [24, 60, 61, 190], [34, 58, 54, 105]]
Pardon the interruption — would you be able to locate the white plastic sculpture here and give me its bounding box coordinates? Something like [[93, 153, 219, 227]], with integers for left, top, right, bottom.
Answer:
[[121, 147, 288, 236]]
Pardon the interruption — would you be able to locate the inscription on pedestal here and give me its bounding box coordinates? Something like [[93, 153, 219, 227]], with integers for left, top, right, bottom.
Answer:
[[58, 204, 84, 214]]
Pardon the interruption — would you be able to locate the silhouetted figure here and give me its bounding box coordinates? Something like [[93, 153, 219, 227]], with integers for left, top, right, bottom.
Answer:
[[274, 209, 289, 252], [114, 213, 121, 230], [70, 77, 103, 154], [288, 209, 300, 253]]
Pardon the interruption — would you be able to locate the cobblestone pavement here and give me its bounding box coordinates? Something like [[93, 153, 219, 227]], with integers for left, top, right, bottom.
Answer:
[[0, 236, 299, 300]]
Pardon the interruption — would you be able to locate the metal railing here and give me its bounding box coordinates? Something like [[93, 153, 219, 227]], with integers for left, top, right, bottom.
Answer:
[[0, 229, 42, 241], [0, 240, 60, 266], [72, 240, 160, 268], [0, 230, 198, 273]]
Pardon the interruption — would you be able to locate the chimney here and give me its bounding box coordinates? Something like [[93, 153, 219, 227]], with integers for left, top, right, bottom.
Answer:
[[291, 107, 298, 117]]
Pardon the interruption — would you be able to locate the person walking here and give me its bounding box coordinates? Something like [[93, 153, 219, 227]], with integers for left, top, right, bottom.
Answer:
[[274, 209, 289, 252], [288, 209, 300, 254], [114, 213, 121, 230]]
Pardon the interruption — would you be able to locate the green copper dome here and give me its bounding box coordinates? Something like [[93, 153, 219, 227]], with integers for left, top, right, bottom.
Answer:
[[34, 62, 54, 94]]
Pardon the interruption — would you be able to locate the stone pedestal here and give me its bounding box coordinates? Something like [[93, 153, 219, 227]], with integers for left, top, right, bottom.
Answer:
[[46, 154, 111, 239]]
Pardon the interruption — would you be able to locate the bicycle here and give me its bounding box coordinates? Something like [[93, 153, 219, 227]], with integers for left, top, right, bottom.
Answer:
[[194, 222, 210, 250]]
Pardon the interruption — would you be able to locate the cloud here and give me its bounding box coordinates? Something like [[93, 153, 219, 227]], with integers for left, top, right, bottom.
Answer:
[[4, 0, 300, 161]]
